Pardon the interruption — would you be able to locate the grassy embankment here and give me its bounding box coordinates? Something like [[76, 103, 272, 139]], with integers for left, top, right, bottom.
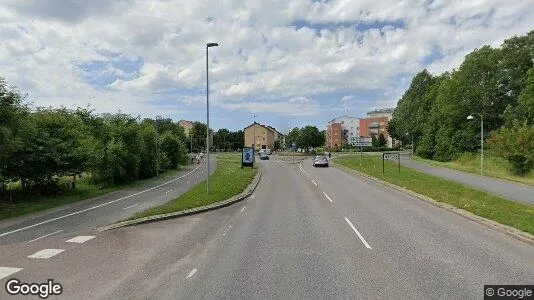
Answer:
[[412, 152, 534, 186], [131, 153, 257, 219], [335, 156, 534, 235], [0, 168, 185, 221]]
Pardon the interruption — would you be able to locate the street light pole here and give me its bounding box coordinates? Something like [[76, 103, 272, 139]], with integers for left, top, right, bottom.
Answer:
[[155, 115, 161, 176], [467, 113, 484, 175], [206, 42, 218, 201]]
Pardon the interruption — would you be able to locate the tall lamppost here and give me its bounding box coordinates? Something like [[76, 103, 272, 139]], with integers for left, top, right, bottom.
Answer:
[[155, 115, 162, 176], [206, 42, 218, 201], [467, 113, 484, 175]]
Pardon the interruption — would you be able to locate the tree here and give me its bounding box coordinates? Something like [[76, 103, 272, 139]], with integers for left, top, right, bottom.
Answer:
[[504, 68, 534, 125], [190, 122, 207, 152], [299, 126, 325, 151], [377, 133, 387, 147], [159, 131, 187, 169], [488, 121, 534, 175], [214, 129, 231, 150], [285, 127, 301, 149]]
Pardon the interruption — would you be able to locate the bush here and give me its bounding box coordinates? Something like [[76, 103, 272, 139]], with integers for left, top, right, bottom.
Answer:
[[487, 121, 534, 175]]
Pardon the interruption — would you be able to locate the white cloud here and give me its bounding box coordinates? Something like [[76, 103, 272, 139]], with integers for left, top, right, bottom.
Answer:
[[0, 0, 533, 124]]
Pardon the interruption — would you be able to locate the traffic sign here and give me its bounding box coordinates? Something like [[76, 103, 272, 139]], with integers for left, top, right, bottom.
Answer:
[[352, 137, 372, 147], [383, 153, 399, 160]]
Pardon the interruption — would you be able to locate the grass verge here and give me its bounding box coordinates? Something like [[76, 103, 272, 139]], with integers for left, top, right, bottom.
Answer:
[[130, 154, 257, 219], [412, 153, 534, 186], [0, 168, 187, 221], [335, 156, 534, 235]]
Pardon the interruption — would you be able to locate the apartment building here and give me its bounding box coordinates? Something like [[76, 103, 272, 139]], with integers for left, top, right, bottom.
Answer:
[[326, 116, 359, 148], [359, 108, 395, 147], [244, 122, 284, 150]]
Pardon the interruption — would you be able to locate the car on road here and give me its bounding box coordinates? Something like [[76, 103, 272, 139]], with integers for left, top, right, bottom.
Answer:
[[313, 155, 329, 167], [260, 152, 269, 160]]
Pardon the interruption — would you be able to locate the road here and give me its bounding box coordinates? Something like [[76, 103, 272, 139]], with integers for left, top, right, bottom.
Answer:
[[0, 156, 215, 245], [0, 156, 532, 299], [399, 155, 534, 206]]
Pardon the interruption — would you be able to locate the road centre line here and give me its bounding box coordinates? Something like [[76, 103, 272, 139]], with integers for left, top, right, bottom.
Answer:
[[240, 206, 246, 212], [0, 164, 204, 238], [311, 179, 318, 186], [186, 268, 197, 279], [323, 192, 333, 203], [222, 225, 232, 236], [27, 230, 63, 243], [344, 217, 372, 249], [123, 204, 138, 210]]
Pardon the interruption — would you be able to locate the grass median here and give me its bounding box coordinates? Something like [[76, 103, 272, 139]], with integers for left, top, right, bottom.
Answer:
[[130, 153, 257, 219], [335, 156, 534, 235]]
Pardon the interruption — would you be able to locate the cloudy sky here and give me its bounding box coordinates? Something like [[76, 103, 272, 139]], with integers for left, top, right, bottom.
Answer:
[[1, 0, 533, 132]]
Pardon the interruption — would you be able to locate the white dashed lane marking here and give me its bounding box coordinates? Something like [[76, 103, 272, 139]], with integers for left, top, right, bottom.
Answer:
[[28, 249, 65, 259], [186, 268, 197, 279], [222, 225, 232, 236], [123, 204, 138, 210], [323, 192, 333, 203], [66, 236, 95, 244], [27, 230, 63, 243], [344, 217, 372, 249], [240, 206, 246, 212], [0, 267, 23, 280]]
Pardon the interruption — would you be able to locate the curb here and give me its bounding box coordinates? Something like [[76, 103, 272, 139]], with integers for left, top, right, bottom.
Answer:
[[98, 166, 262, 231], [332, 162, 534, 246]]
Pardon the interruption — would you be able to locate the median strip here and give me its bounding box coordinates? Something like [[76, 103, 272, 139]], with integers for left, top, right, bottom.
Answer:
[[99, 154, 261, 230]]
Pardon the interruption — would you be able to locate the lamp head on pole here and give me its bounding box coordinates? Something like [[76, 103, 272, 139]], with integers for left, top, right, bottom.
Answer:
[[207, 42, 219, 48], [467, 115, 474, 120]]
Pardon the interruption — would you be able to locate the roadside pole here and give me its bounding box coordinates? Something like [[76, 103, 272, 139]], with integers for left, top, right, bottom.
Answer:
[[398, 153, 401, 173], [382, 153, 385, 173]]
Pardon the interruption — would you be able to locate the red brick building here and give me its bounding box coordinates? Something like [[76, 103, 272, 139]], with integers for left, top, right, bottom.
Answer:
[[359, 117, 389, 139], [326, 122, 343, 148]]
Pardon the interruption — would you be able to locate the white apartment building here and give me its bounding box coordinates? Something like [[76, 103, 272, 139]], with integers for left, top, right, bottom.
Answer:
[[327, 115, 360, 145]]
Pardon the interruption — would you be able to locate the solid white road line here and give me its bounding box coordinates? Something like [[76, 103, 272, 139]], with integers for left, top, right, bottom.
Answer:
[[240, 206, 246, 212], [186, 268, 197, 279], [28, 249, 65, 259], [322, 192, 333, 203], [222, 225, 232, 236], [123, 204, 138, 210], [0, 164, 204, 238], [311, 179, 318, 186], [344, 217, 372, 249], [27, 230, 63, 243], [0, 267, 23, 280], [66, 235, 95, 244]]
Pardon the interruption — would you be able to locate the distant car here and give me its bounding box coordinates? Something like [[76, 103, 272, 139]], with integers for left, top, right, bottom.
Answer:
[[313, 155, 329, 167], [260, 152, 269, 160]]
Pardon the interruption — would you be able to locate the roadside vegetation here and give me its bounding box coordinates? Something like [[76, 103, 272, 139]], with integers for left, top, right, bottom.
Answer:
[[388, 30, 534, 177], [131, 153, 257, 219], [335, 156, 534, 235], [0, 169, 182, 220], [412, 153, 534, 186]]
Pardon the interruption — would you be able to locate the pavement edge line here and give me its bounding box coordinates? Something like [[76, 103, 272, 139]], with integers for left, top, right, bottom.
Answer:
[[331, 162, 534, 246], [97, 166, 263, 231]]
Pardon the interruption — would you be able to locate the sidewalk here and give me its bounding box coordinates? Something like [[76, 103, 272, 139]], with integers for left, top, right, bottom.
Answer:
[[400, 155, 534, 206]]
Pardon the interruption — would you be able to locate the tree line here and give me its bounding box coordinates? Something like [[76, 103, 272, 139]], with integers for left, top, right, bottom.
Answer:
[[285, 125, 326, 151], [0, 78, 216, 198], [388, 30, 534, 175]]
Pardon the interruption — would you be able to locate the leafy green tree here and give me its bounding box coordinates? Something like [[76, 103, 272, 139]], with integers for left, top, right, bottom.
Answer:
[[298, 126, 325, 151], [214, 129, 231, 150], [377, 133, 387, 147], [488, 121, 534, 175], [190, 122, 207, 152], [504, 68, 534, 125], [159, 131, 187, 169], [137, 123, 158, 179], [285, 127, 301, 149]]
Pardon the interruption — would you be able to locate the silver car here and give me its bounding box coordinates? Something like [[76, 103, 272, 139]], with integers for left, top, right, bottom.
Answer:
[[313, 156, 329, 167]]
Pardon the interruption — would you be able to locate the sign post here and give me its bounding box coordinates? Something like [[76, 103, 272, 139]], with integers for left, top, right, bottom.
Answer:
[[352, 137, 372, 166], [382, 152, 400, 173], [242, 147, 254, 168]]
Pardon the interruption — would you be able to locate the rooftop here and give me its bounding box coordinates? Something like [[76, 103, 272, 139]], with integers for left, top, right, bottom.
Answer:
[[367, 108, 395, 114]]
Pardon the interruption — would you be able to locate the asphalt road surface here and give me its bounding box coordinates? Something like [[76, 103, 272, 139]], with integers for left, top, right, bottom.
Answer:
[[0, 157, 532, 299], [399, 155, 534, 206], [0, 156, 215, 245]]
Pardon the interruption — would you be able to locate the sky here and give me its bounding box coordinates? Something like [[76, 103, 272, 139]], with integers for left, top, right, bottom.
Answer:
[[0, 0, 533, 133]]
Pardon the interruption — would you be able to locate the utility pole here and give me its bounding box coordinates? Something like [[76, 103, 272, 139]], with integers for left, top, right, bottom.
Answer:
[[206, 42, 218, 201]]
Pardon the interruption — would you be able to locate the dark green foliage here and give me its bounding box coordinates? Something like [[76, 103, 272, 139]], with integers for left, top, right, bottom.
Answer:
[[0, 77, 194, 198], [389, 30, 534, 167]]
